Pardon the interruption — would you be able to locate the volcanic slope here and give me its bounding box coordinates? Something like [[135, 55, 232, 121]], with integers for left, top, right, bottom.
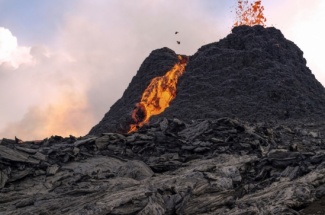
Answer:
[[89, 25, 325, 135], [160, 25, 325, 123], [89, 48, 179, 134]]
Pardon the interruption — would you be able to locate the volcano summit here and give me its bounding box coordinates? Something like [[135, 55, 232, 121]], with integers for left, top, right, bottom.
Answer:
[[90, 25, 325, 135]]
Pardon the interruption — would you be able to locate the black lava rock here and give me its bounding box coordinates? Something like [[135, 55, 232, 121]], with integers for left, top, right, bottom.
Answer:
[[90, 26, 325, 135], [160, 25, 325, 123], [2, 117, 325, 214]]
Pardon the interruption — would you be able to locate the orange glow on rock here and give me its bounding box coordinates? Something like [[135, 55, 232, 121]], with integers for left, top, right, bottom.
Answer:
[[129, 55, 188, 133], [233, 0, 267, 27]]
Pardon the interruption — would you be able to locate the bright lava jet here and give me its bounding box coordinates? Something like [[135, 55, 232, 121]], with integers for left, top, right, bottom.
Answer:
[[129, 55, 188, 133]]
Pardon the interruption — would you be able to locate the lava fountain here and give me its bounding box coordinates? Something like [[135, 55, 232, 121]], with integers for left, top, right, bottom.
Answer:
[[233, 0, 267, 27], [129, 55, 188, 133]]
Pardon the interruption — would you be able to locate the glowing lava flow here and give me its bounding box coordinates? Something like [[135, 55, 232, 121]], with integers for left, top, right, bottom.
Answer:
[[129, 55, 188, 133], [233, 0, 267, 27]]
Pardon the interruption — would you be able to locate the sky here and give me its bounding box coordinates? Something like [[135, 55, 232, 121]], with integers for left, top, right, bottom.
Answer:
[[0, 0, 324, 140]]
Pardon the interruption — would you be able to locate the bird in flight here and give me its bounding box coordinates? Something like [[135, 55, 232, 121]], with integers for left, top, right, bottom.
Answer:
[[177, 41, 180, 45], [175, 31, 178, 34]]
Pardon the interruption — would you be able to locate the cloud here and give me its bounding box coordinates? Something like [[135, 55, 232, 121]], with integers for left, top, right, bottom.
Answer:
[[0, 1, 229, 140], [0, 29, 96, 139], [0, 27, 32, 68], [0, 90, 94, 139]]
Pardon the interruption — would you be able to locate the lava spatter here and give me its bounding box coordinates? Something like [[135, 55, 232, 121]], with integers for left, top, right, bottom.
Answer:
[[233, 0, 267, 27]]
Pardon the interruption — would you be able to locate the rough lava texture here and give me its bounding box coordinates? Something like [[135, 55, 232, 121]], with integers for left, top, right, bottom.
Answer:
[[1, 118, 325, 214], [160, 25, 325, 123], [90, 25, 325, 135]]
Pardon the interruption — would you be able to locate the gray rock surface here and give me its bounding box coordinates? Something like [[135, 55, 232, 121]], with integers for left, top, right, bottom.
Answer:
[[1, 118, 325, 214]]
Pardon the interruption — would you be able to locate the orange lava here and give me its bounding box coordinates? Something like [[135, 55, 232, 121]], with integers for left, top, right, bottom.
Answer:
[[128, 55, 188, 133], [233, 0, 267, 27]]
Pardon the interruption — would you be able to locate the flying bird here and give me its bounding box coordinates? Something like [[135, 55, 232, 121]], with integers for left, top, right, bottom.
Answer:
[[175, 31, 178, 34], [177, 41, 180, 45]]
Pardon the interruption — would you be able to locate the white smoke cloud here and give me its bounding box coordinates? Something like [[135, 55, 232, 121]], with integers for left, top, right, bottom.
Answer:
[[0, 0, 229, 140], [0, 27, 32, 68]]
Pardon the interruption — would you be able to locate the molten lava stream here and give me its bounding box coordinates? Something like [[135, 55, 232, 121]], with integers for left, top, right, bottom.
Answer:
[[129, 55, 188, 133]]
